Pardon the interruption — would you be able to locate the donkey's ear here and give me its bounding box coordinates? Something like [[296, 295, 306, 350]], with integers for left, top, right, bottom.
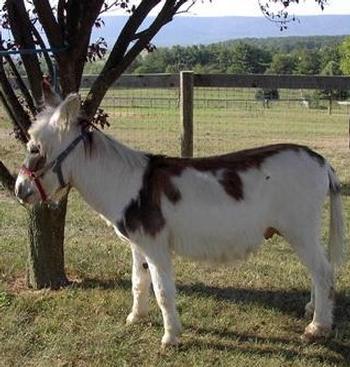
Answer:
[[42, 78, 62, 108], [52, 93, 81, 130]]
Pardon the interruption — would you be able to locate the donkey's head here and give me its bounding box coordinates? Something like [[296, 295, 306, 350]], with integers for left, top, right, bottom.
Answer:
[[15, 83, 84, 204]]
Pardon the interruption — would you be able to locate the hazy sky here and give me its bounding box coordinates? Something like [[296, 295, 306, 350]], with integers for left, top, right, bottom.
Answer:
[[186, 0, 350, 17], [107, 0, 350, 17], [0, 1, 348, 17]]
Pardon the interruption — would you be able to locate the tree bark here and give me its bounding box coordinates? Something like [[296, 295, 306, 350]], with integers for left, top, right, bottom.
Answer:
[[26, 200, 69, 289]]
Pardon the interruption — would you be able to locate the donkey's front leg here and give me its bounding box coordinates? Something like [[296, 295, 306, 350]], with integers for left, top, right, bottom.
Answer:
[[305, 285, 315, 319], [147, 255, 182, 347], [126, 245, 151, 324]]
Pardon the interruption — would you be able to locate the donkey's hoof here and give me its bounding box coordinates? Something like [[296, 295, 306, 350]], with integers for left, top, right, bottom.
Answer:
[[126, 312, 146, 325], [161, 333, 180, 348], [301, 322, 331, 342], [304, 302, 314, 319]]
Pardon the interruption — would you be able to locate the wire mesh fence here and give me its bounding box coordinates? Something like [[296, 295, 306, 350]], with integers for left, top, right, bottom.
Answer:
[[99, 85, 347, 153], [193, 87, 349, 158], [98, 86, 181, 156]]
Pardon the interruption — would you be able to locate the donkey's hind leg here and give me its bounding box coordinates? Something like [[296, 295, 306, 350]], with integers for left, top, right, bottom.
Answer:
[[126, 245, 151, 324], [290, 234, 334, 340]]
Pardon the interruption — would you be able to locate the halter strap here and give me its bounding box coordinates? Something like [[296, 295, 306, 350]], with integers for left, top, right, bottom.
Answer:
[[19, 165, 48, 202], [50, 132, 88, 187], [21, 131, 88, 202]]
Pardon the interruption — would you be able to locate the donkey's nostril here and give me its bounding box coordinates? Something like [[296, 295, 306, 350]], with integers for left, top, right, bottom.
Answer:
[[16, 183, 34, 202], [15, 182, 23, 198]]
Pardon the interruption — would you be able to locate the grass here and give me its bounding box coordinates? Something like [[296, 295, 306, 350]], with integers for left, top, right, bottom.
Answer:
[[0, 88, 349, 366]]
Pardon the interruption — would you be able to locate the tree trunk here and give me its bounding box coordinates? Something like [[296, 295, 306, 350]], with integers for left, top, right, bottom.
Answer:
[[26, 196, 69, 289], [24, 68, 78, 289]]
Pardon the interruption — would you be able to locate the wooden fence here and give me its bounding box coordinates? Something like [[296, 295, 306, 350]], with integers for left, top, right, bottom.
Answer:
[[80, 72, 350, 156], [15, 72, 350, 154], [80, 73, 350, 90]]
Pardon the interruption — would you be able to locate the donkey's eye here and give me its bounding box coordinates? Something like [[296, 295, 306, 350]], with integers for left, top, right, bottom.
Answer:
[[29, 145, 40, 154]]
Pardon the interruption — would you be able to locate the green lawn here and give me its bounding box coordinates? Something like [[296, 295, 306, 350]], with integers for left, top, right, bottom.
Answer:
[[0, 89, 349, 367]]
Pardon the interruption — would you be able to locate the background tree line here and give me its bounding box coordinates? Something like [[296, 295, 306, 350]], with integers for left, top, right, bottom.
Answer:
[[83, 35, 350, 77]]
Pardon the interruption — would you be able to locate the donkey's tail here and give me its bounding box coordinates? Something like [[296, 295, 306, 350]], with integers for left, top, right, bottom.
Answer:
[[328, 165, 345, 269]]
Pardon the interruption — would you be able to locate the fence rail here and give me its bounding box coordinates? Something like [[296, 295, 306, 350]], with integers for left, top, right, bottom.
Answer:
[[194, 74, 350, 89], [79, 73, 350, 90]]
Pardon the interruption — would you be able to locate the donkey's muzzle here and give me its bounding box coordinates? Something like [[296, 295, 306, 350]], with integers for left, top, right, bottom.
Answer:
[[15, 178, 35, 203]]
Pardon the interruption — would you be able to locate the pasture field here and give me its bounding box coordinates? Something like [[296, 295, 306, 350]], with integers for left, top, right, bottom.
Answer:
[[0, 88, 349, 367]]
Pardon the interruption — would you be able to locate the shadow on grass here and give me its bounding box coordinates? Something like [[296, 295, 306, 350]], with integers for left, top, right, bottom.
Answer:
[[75, 276, 349, 332], [74, 277, 309, 316], [179, 285, 350, 363], [182, 328, 349, 365], [74, 276, 350, 322], [178, 283, 309, 316], [181, 284, 350, 363], [74, 276, 350, 362], [178, 283, 350, 324]]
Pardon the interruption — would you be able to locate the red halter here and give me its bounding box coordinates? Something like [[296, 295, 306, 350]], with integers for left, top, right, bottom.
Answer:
[[19, 165, 48, 202]]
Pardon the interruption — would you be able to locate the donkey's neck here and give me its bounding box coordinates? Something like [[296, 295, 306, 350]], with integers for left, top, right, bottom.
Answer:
[[71, 131, 148, 223]]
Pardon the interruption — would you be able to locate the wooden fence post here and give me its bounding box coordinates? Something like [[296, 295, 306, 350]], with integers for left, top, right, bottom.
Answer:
[[180, 71, 194, 157]]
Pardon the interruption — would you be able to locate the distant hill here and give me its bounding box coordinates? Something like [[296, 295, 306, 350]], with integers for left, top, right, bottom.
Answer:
[[218, 35, 347, 52], [93, 15, 350, 47]]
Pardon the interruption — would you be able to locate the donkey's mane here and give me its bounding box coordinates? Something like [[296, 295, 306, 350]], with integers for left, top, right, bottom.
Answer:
[[88, 128, 148, 169], [29, 108, 148, 169]]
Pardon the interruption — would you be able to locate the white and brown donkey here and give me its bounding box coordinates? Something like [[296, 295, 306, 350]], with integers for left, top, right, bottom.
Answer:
[[15, 88, 345, 347]]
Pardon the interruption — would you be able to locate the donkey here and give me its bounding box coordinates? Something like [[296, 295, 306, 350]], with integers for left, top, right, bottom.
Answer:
[[15, 90, 345, 347]]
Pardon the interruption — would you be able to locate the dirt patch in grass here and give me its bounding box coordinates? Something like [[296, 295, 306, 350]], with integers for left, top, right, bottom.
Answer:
[[4, 273, 28, 294]]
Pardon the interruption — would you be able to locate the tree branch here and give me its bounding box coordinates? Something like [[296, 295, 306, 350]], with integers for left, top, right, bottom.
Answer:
[[31, 0, 76, 93], [258, 0, 327, 28], [1, 50, 36, 115], [45, 0, 105, 93], [32, 0, 65, 50], [0, 61, 31, 143], [29, 22, 55, 81], [82, 0, 166, 118], [6, 0, 43, 107], [133, 0, 188, 40], [68, 0, 105, 88], [104, 0, 160, 71], [57, 0, 67, 31], [99, 1, 120, 15], [175, 0, 196, 15], [0, 161, 16, 196]]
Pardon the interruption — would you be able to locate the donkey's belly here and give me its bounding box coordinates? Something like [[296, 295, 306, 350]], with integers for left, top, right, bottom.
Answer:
[[171, 233, 262, 263], [163, 170, 271, 262], [169, 218, 264, 263]]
